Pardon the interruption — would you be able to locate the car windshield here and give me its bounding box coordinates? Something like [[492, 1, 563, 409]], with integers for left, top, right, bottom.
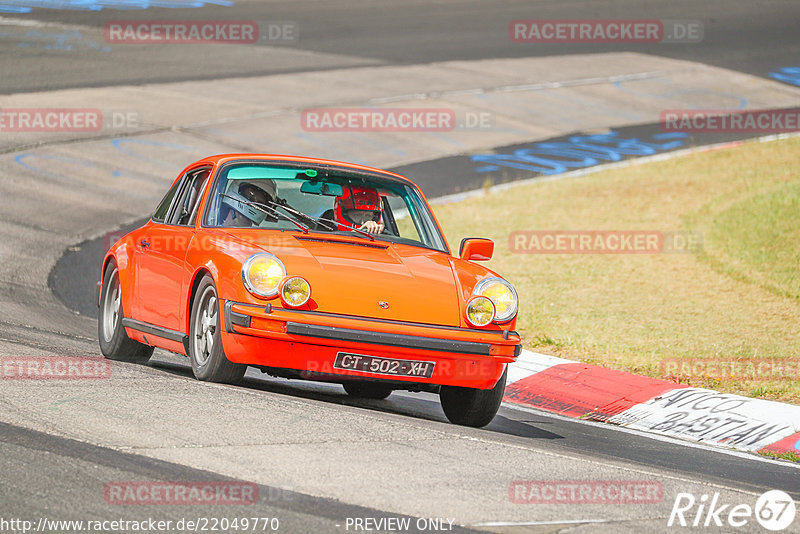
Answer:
[[203, 163, 448, 252]]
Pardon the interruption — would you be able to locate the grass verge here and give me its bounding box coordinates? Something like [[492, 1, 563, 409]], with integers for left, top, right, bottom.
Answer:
[[432, 136, 800, 402], [758, 450, 800, 463]]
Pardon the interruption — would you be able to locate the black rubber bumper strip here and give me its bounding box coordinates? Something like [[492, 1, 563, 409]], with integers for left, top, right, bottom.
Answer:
[[121, 318, 188, 345], [224, 300, 253, 333], [285, 322, 494, 356]]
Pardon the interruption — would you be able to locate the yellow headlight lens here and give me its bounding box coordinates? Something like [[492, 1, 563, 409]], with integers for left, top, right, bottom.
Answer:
[[474, 277, 518, 323], [242, 253, 286, 298], [281, 276, 311, 307], [466, 296, 495, 327]]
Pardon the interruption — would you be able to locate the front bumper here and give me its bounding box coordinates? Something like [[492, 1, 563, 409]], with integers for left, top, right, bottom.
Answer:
[[221, 300, 521, 389]]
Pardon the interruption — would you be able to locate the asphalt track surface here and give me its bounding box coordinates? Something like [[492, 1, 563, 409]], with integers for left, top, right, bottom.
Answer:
[[2, 0, 799, 93], [3, 1, 800, 533], [2, 422, 481, 534]]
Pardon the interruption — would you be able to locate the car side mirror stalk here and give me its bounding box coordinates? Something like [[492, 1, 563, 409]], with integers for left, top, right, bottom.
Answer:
[[459, 238, 494, 261]]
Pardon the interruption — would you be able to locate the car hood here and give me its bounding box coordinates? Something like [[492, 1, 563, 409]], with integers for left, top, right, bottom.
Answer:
[[226, 232, 464, 326]]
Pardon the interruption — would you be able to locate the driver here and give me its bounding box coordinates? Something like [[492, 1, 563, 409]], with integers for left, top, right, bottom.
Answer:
[[220, 180, 277, 227], [332, 185, 384, 234]]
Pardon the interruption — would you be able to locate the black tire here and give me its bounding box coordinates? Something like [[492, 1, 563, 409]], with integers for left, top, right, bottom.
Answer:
[[188, 275, 246, 384], [98, 262, 154, 364], [342, 382, 393, 400], [439, 367, 507, 427]]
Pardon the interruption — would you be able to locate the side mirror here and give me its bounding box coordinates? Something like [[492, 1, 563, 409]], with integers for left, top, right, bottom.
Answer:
[[459, 238, 494, 261]]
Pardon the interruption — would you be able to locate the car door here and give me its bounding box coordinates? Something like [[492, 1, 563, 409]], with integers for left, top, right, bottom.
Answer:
[[133, 166, 211, 334]]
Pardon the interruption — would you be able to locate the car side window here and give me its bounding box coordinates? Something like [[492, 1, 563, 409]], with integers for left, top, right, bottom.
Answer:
[[151, 179, 182, 223], [185, 169, 211, 226], [386, 195, 423, 243], [166, 168, 211, 226]]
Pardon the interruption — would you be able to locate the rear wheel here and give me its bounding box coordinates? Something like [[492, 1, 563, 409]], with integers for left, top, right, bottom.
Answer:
[[342, 382, 393, 400], [98, 263, 153, 363], [439, 367, 507, 427], [189, 275, 247, 384]]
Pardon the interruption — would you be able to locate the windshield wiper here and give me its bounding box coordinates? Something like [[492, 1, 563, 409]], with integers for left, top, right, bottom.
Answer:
[[220, 194, 310, 234], [272, 201, 376, 241]]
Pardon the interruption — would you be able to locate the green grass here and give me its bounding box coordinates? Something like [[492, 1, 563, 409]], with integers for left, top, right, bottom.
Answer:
[[707, 181, 800, 300], [431, 137, 800, 401], [758, 450, 800, 463]]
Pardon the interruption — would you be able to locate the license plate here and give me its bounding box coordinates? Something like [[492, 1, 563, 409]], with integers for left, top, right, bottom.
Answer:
[[333, 352, 435, 378]]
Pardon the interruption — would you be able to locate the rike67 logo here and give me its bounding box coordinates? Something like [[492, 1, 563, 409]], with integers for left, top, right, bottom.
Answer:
[[668, 490, 796, 531]]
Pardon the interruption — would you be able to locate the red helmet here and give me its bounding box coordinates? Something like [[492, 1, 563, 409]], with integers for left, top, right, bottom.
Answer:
[[334, 185, 382, 228]]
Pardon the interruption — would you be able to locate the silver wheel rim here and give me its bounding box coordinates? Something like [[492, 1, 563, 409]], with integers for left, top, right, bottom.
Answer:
[[193, 286, 217, 367], [102, 268, 122, 342]]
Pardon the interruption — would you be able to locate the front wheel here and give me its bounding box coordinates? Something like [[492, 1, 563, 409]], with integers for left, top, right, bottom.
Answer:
[[98, 263, 153, 364], [342, 382, 393, 400], [189, 275, 247, 384], [439, 367, 507, 427]]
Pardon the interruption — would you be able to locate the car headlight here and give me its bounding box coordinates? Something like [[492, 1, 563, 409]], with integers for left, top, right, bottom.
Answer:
[[280, 276, 311, 307], [466, 296, 495, 327], [242, 253, 286, 298], [473, 277, 518, 323]]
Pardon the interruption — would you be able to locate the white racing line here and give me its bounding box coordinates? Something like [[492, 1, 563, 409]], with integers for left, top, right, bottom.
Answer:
[[0, 14, 90, 30], [473, 519, 609, 527], [457, 421, 786, 529]]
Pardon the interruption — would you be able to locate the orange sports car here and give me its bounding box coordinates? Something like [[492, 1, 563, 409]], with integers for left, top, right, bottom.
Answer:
[[98, 154, 521, 427]]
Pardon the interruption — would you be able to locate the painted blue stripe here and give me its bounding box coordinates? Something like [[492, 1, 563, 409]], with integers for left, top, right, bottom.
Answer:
[[470, 130, 688, 174], [769, 67, 800, 87], [0, 0, 232, 12]]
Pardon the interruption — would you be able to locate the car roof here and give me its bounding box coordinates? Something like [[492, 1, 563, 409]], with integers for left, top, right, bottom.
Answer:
[[194, 154, 416, 187]]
